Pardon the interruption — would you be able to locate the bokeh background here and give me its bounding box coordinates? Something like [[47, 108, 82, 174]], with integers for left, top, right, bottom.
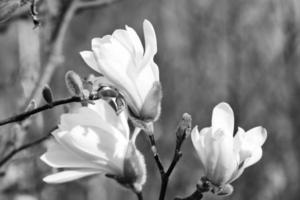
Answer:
[[1, 0, 300, 199]]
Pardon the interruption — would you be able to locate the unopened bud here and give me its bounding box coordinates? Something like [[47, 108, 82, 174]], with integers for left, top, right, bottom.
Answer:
[[117, 142, 146, 192], [42, 85, 54, 105], [65, 71, 83, 97], [176, 113, 192, 139]]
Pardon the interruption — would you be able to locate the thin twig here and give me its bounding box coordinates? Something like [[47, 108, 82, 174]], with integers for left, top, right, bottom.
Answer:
[[25, 0, 79, 108], [148, 134, 165, 174], [0, 94, 102, 127], [25, 0, 116, 108], [77, 0, 117, 10], [0, 126, 56, 167], [159, 134, 186, 200], [135, 191, 143, 200], [148, 114, 191, 200], [0, 96, 81, 126]]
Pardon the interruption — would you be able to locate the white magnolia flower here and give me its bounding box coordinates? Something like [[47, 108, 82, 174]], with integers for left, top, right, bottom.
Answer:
[[80, 20, 162, 124], [191, 102, 267, 194], [41, 100, 146, 192]]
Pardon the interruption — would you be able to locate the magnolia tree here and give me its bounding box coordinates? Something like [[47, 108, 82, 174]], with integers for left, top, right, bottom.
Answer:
[[0, 1, 267, 200]]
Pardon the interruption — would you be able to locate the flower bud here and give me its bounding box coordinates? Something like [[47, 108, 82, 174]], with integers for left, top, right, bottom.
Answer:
[[176, 113, 192, 139], [117, 142, 146, 192], [42, 85, 54, 105], [65, 71, 83, 97]]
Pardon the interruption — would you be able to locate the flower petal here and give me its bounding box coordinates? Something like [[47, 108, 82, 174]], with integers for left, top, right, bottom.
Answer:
[[41, 142, 103, 169], [53, 125, 128, 173], [191, 126, 210, 169], [125, 25, 144, 58], [212, 102, 234, 136], [88, 100, 130, 139], [244, 126, 267, 146], [206, 130, 236, 185], [43, 169, 101, 184], [143, 19, 157, 57], [59, 107, 120, 137], [80, 51, 100, 73]]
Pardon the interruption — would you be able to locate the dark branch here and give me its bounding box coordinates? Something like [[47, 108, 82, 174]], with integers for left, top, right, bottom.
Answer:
[[0, 96, 81, 126], [0, 126, 57, 167], [0, 94, 101, 127], [148, 134, 165, 175]]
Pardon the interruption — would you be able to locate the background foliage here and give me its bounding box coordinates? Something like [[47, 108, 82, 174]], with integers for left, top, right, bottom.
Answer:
[[0, 0, 300, 199]]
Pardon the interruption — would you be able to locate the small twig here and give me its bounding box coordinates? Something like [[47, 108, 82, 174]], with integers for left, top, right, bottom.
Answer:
[[135, 191, 143, 200], [148, 134, 165, 175], [0, 96, 80, 126], [147, 113, 191, 200], [25, 0, 116, 109], [158, 133, 186, 200], [0, 94, 101, 127], [76, 0, 117, 10], [0, 126, 56, 167]]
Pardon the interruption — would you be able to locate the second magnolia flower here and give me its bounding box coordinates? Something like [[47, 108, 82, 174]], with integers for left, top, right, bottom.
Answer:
[[41, 100, 146, 192], [191, 102, 267, 194], [80, 20, 162, 124]]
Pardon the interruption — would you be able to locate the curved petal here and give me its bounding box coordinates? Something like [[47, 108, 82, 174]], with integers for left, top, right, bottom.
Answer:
[[211, 102, 234, 136], [206, 130, 236, 185], [143, 19, 157, 57], [53, 125, 128, 173], [233, 127, 252, 163], [43, 169, 102, 184], [59, 107, 120, 137], [135, 63, 158, 102], [244, 126, 267, 146], [92, 43, 143, 110], [41, 142, 104, 169], [125, 25, 144, 58], [88, 100, 129, 139], [80, 51, 100, 73], [191, 126, 210, 169], [243, 146, 263, 168]]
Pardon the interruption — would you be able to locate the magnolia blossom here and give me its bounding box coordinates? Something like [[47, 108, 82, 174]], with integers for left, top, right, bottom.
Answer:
[[41, 100, 146, 192], [191, 102, 267, 193], [80, 20, 162, 124]]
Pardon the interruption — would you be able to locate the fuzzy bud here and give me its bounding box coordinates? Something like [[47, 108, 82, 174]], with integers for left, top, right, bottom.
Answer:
[[65, 71, 83, 97], [117, 142, 146, 192], [42, 85, 54, 105], [176, 113, 192, 139]]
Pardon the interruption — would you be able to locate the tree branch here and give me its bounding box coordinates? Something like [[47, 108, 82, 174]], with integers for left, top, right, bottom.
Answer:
[[25, 0, 118, 108], [0, 126, 57, 167], [147, 113, 192, 200], [0, 94, 101, 127]]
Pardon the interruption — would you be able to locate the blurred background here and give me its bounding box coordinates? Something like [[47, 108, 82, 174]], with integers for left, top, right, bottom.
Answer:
[[0, 0, 300, 199]]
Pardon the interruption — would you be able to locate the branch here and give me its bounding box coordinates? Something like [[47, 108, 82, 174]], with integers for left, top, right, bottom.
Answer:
[[0, 126, 56, 167], [148, 134, 165, 175], [0, 94, 101, 127], [135, 191, 143, 200], [146, 113, 192, 200], [25, 0, 117, 108], [76, 0, 118, 10]]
